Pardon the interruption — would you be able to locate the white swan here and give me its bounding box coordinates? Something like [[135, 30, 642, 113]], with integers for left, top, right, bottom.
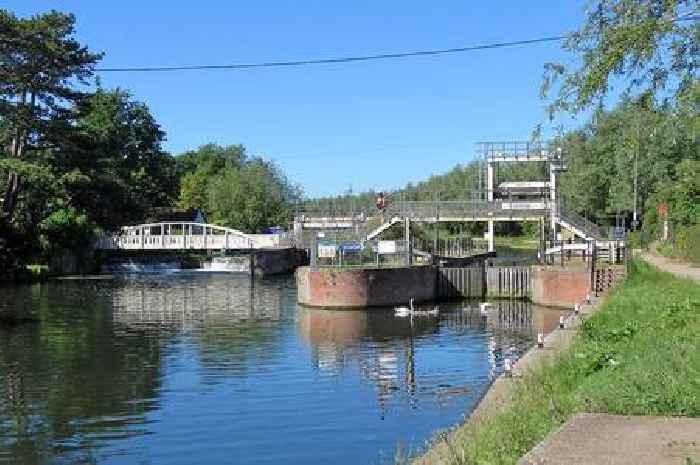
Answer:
[[394, 298, 414, 317], [479, 302, 492, 316]]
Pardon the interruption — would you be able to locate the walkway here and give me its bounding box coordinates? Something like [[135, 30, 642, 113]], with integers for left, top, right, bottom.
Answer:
[[641, 243, 700, 282], [518, 413, 700, 465]]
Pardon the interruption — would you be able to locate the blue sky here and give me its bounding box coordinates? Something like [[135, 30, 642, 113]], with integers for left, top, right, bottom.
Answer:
[[11, 1, 589, 197]]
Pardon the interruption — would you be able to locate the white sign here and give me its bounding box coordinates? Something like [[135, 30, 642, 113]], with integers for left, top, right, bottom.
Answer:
[[318, 244, 336, 258], [378, 240, 397, 254], [501, 202, 547, 210]]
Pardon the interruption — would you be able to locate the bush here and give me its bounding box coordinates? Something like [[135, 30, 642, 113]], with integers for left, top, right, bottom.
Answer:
[[673, 224, 700, 264], [39, 207, 96, 258]]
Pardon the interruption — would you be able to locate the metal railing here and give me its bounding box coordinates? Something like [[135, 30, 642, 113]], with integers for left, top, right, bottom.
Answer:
[[558, 204, 605, 240], [311, 238, 411, 268], [477, 141, 559, 161]]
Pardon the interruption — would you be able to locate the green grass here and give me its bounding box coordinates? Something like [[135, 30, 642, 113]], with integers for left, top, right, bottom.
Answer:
[[434, 260, 700, 464], [657, 224, 700, 265]]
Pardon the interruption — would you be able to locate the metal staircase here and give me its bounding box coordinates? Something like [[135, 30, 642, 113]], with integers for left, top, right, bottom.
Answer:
[[555, 205, 605, 241]]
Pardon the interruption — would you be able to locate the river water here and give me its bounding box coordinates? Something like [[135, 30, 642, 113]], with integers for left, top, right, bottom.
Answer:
[[0, 273, 566, 465]]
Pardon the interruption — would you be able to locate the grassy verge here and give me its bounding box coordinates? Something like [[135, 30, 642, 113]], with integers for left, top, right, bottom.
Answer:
[[428, 260, 699, 465], [657, 225, 700, 265]]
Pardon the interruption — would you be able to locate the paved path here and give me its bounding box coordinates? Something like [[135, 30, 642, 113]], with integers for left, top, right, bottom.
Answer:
[[518, 413, 700, 465], [641, 244, 700, 282]]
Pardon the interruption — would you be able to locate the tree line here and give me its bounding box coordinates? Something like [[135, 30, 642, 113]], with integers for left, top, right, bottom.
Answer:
[[0, 10, 299, 273]]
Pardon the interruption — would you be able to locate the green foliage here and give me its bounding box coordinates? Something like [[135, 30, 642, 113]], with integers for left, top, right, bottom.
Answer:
[[58, 87, 178, 229], [558, 87, 698, 227], [0, 9, 102, 221], [38, 207, 95, 255], [435, 260, 700, 464], [0, 10, 177, 266], [660, 224, 700, 264], [542, 0, 698, 116], [177, 144, 247, 211], [176, 144, 300, 232]]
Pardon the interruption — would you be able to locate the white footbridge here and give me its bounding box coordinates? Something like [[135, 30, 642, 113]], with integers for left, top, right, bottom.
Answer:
[[95, 222, 293, 251]]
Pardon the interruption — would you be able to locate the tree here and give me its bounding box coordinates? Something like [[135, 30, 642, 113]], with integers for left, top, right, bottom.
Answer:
[[558, 90, 697, 226], [176, 144, 246, 210], [0, 10, 102, 223], [175, 144, 300, 232], [208, 160, 295, 232], [542, 0, 698, 116], [57, 87, 177, 229]]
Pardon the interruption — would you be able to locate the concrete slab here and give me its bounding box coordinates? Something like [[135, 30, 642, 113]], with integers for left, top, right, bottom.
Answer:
[[519, 413, 700, 465]]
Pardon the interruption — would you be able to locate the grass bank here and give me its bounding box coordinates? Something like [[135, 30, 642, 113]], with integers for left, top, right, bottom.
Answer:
[[657, 224, 700, 265], [418, 260, 699, 465]]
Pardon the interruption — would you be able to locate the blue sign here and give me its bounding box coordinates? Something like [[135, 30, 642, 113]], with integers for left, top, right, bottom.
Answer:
[[340, 243, 362, 253]]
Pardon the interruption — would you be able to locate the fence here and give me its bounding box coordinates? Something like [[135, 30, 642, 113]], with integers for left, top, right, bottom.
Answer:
[[414, 236, 488, 258], [593, 266, 627, 295], [311, 238, 411, 268]]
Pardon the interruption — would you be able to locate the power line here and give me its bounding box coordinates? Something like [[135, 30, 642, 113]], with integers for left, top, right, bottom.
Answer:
[[95, 35, 566, 72], [95, 14, 699, 73]]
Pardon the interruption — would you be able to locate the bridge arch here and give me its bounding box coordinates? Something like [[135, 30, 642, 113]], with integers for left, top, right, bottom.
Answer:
[[96, 222, 281, 250]]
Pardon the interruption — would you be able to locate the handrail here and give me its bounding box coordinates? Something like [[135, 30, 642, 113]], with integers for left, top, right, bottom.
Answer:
[[557, 205, 604, 240]]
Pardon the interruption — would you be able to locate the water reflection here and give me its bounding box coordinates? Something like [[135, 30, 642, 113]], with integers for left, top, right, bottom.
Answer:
[[0, 281, 163, 465], [1, 275, 567, 465], [297, 300, 566, 418], [111, 273, 285, 328]]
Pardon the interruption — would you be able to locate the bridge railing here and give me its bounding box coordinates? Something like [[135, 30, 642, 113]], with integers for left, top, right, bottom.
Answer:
[[393, 199, 551, 220], [477, 141, 557, 161], [94, 222, 294, 251]]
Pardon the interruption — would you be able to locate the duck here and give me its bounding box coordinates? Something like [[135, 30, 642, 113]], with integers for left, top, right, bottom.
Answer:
[[394, 298, 414, 317]]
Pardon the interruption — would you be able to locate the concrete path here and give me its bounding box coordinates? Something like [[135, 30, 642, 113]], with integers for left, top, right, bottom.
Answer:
[[641, 244, 700, 282], [518, 413, 700, 465]]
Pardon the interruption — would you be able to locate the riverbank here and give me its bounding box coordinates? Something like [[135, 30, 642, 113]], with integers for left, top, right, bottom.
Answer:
[[414, 259, 699, 465]]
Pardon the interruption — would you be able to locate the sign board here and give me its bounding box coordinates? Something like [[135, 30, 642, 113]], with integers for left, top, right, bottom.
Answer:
[[501, 202, 547, 210], [611, 227, 625, 240], [378, 240, 397, 254], [340, 243, 362, 253], [317, 244, 336, 258]]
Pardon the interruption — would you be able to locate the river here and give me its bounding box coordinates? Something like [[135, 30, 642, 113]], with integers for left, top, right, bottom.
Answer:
[[0, 272, 566, 464]]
